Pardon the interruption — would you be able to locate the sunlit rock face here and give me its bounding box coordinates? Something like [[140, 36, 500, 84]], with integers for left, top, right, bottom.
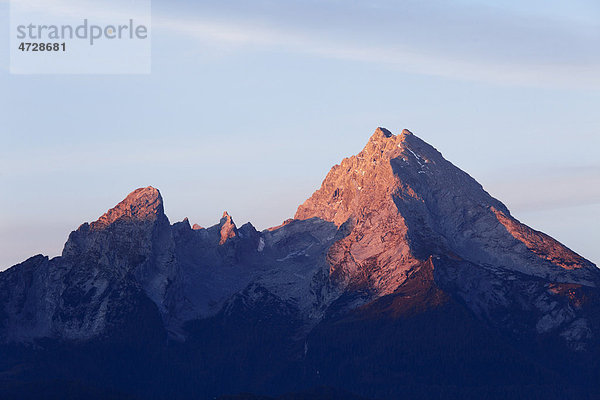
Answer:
[[293, 127, 599, 350], [297, 127, 595, 283], [1, 128, 599, 399], [89, 186, 164, 229]]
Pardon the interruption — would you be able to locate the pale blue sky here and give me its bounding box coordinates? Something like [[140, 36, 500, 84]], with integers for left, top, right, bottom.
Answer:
[[1, 0, 599, 268]]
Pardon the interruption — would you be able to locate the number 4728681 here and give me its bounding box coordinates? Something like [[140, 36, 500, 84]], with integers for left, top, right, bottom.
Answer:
[[18, 42, 66, 52]]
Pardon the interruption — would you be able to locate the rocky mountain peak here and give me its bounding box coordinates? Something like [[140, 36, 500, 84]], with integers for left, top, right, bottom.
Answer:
[[62, 186, 170, 263], [296, 127, 598, 293], [295, 127, 412, 226], [91, 186, 164, 230], [219, 211, 237, 244], [373, 126, 393, 138], [364, 127, 405, 155]]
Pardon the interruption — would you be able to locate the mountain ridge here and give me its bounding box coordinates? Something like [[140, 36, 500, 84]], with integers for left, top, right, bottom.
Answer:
[[1, 127, 599, 399]]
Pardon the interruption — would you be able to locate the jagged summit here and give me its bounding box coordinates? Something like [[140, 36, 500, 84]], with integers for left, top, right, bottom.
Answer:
[[295, 127, 448, 225], [219, 211, 237, 244], [374, 126, 393, 138], [91, 186, 164, 230], [62, 185, 170, 269]]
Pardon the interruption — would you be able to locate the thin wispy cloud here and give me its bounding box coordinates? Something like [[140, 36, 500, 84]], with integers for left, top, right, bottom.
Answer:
[[5, 0, 599, 87], [154, 15, 592, 88], [149, 0, 600, 88]]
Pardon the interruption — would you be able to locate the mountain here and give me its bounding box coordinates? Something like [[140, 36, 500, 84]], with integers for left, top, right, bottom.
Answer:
[[1, 128, 599, 400]]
